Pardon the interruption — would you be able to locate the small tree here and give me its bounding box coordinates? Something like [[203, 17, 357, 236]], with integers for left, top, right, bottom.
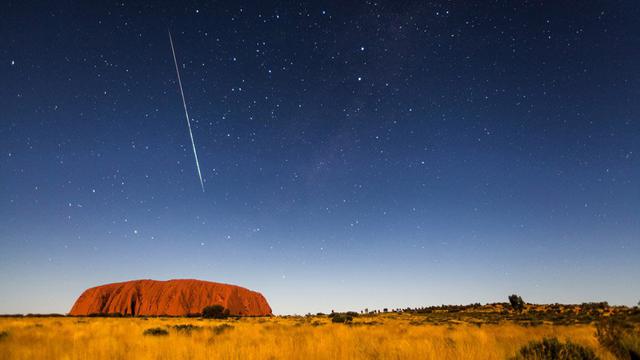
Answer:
[[202, 305, 230, 319], [509, 294, 525, 313]]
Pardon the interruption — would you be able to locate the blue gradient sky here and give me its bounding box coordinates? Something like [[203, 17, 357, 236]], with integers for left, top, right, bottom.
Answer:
[[1, 1, 639, 314]]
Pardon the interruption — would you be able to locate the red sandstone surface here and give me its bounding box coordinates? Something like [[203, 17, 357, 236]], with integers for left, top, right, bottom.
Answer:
[[69, 279, 272, 316]]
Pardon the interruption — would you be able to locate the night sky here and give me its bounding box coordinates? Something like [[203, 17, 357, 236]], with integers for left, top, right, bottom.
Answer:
[[1, 1, 639, 315]]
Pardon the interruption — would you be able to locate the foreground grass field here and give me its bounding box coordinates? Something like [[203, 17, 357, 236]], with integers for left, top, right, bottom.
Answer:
[[0, 312, 636, 360]]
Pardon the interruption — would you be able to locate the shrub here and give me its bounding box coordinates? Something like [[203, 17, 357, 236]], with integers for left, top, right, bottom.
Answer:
[[143, 327, 169, 336], [212, 324, 234, 335], [596, 318, 640, 360], [331, 314, 353, 324], [513, 337, 599, 360], [509, 295, 526, 313], [580, 302, 609, 315], [171, 324, 203, 333], [202, 305, 230, 319], [0, 331, 8, 340]]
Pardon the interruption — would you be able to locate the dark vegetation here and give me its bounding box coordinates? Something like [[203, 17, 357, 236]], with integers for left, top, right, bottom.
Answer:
[[512, 337, 599, 360], [596, 318, 640, 360], [143, 327, 169, 336], [509, 295, 526, 313], [202, 305, 230, 319], [0, 330, 9, 340], [328, 311, 359, 324], [171, 324, 203, 333], [330, 314, 353, 323], [142, 323, 233, 336], [366, 296, 640, 327], [298, 296, 640, 331], [211, 324, 234, 335]]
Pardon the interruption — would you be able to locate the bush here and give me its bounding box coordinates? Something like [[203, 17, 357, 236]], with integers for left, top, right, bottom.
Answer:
[[0, 331, 8, 340], [596, 318, 640, 360], [513, 337, 599, 360], [202, 305, 230, 319], [143, 327, 169, 336], [331, 314, 353, 324], [171, 324, 203, 333]]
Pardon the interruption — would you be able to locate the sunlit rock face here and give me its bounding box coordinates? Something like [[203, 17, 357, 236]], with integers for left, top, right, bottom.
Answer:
[[69, 279, 272, 316]]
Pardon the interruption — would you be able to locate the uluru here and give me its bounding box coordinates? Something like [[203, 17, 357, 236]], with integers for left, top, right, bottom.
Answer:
[[69, 279, 272, 316]]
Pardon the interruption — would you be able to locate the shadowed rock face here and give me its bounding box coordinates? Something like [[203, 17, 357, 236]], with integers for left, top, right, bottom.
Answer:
[[69, 279, 272, 316]]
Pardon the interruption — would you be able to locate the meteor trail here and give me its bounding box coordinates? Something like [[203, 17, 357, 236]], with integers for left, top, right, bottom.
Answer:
[[168, 30, 205, 192]]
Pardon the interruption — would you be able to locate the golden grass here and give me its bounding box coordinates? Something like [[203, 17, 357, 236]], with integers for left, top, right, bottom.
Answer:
[[0, 315, 615, 359]]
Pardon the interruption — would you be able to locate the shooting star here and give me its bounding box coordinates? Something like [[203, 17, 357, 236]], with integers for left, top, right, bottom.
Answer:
[[169, 30, 205, 192]]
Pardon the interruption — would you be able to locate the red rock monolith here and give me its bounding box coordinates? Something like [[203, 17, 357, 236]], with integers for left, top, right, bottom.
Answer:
[[69, 279, 272, 316]]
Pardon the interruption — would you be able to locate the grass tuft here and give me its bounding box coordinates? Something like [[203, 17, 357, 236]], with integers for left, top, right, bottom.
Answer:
[[143, 327, 169, 336]]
